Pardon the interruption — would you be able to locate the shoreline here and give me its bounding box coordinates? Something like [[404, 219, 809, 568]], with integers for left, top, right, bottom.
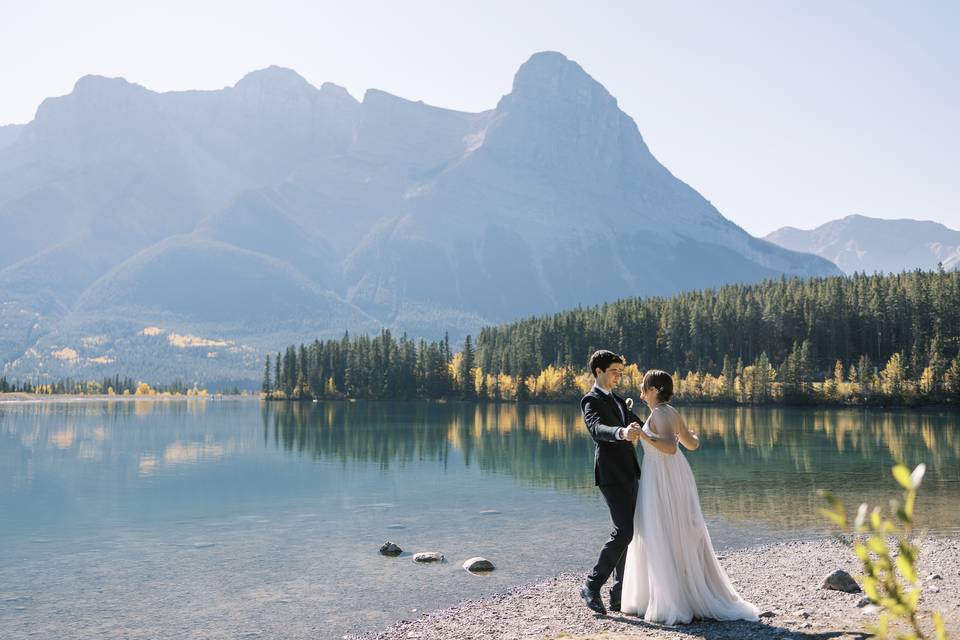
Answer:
[[347, 536, 959, 640], [3, 393, 957, 410], [0, 393, 251, 404], [262, 396, 960, 411]]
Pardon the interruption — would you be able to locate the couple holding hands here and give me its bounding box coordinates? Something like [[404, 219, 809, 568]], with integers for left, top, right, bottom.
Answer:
[[579, 350, 759, 624]]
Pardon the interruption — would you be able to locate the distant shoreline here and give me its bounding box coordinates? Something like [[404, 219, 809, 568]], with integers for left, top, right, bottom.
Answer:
[[261, 396, 960, 411], [0, 393, 252, 404], [3, 393, 957, 412]]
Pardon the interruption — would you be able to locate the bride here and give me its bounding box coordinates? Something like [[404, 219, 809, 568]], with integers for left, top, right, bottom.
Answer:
[[621, 370, 759, 624]]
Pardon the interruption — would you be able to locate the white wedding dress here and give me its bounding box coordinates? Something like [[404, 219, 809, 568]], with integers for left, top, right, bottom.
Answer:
[[621, 404, 759, 624]]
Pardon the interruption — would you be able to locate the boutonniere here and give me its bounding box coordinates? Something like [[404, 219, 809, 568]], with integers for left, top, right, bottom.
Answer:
[[625, 398, 634, 410]]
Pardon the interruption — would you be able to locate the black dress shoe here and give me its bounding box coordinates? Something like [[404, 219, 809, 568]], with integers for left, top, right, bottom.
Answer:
[[608, 600, 621, 613], [579, 586, 607, 615]]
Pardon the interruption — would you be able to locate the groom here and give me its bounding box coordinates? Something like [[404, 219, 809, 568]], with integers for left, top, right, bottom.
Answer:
[[579, 350, 644, 615]]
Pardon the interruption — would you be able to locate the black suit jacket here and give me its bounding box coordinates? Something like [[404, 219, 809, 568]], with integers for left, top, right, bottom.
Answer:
[[581, 387, 643, 486]]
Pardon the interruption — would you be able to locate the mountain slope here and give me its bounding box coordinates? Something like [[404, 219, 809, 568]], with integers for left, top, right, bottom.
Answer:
[[0, 52, 840, 384]]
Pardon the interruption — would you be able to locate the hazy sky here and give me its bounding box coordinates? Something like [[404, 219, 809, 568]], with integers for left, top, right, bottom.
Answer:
[[2, 1, 957, 236]]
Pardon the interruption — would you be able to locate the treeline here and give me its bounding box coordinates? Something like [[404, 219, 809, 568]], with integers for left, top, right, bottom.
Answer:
[[0, 376, 207, 396], [262, 332, 471, 400], [264, 270, 960, 406]]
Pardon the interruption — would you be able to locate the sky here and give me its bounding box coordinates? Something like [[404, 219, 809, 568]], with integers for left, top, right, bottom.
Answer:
[[2, 0, 957, 236]]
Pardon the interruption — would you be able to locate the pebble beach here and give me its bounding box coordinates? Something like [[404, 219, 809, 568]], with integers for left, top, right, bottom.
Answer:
[[349, 537, 959, 640]]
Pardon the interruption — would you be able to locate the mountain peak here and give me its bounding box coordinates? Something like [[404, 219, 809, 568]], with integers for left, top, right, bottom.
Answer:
[[514, 51, 580, 80], [30, 74, 152, 128], [319, 81, 355, 101], [71, 74, 146, 97], [505, 51, 616, 109], [766, 214, 960, 274], [234, 66, 316, 94]]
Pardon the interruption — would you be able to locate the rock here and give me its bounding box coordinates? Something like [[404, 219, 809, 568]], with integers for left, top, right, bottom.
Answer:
[[795, 609, 810, 619], [462, 557, 495, 572], [800, 622, 812, 629], [856, 597, 871, 607], [759, 610, 776, 618], [821, 569, 861, 593], [927, 573, 943, 580], [929, 585, 940, 593], [379, 541, 402, 556], [412, 552, 443, 563]]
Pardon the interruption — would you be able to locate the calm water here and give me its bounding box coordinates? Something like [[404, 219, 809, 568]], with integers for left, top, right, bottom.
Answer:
[[1, 399, 958, 639]]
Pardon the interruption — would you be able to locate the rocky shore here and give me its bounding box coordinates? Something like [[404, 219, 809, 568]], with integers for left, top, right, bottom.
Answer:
[[349, 537, 959, 640]]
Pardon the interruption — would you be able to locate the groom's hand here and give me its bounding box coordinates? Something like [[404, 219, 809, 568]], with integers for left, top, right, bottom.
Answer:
[[624, 423, 643, 442]]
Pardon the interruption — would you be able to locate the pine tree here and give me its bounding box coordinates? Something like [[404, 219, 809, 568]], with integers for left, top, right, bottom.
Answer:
[[459, 336, 476, 399], [721, 355, 735, 400], [274, 353, 281, 396], [297, 344, 309, 398], [262, 355, 272, 394], [945, 357, 960, 404]]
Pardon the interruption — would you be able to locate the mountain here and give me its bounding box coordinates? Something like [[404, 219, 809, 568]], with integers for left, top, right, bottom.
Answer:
[[0, 52, 839, 385], [766, 214, 960, 275], [0, 124, 22, 150]]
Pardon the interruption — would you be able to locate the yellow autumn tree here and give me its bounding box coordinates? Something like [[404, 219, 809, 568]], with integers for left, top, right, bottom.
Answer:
[[880, 352, 906, 398]]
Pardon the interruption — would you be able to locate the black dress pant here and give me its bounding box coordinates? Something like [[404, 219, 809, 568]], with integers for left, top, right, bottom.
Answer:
[[586, 479, 639, 601]]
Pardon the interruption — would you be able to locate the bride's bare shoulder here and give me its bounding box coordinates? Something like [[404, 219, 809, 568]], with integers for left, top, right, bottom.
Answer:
[[654, 404, 679, 418]]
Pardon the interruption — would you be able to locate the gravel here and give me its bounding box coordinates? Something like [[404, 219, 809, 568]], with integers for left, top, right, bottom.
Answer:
[[348, 536, 960, 640]]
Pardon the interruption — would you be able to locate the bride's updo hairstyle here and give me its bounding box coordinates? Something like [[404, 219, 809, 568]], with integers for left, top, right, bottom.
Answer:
[[642, 370, 674, 402]]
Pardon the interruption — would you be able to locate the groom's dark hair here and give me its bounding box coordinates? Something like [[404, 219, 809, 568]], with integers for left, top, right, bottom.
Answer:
[[589, 350, 624, 378]]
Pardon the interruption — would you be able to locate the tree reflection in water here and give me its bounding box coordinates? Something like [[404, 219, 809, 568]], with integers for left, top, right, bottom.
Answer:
[[263, 401, 960, 532]]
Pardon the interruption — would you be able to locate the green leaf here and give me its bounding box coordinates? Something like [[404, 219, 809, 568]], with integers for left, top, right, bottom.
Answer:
[[905, 588, 920, 612], [897, 540, 918, 566], [868, 535, 888, 555], [903, 491, 915, 521], [897, 553, 918, 583], [934, 611, 947, 640], [853, 542, 870, 562], [874, 556, 891, 573], [884, 600, 909, 618], [892, 464, 913, 490], [864, 576, 879, 601], [819, 508, 847, 528], [877, 612, 890, 637]]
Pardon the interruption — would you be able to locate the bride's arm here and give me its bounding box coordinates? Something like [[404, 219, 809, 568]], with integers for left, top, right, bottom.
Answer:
[[675, 414, 700, 450], [638, 413, 677, 455]]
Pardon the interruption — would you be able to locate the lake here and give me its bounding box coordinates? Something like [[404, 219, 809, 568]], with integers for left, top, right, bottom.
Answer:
[[1, 399, 958, 639]]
